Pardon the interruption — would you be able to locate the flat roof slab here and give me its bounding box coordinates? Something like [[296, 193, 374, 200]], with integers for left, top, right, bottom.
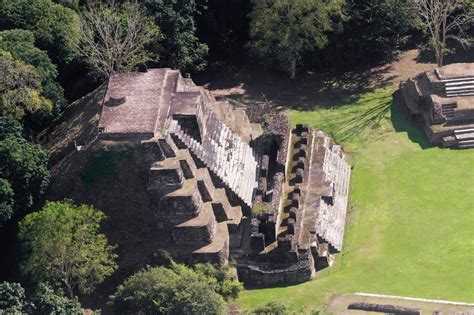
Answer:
[[99, 69, 167, 134], [437, 63, 474, 79]]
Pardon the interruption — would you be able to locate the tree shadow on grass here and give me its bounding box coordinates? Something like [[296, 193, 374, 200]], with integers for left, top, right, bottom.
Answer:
[[193, 61, 395, 111], [391, 91, 434, 150], [319, 96, 392, 146], [416, 43, 474, 65]]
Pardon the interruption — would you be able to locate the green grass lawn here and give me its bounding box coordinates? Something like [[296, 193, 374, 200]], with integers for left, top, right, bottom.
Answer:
[[237, 88, 474, 313]]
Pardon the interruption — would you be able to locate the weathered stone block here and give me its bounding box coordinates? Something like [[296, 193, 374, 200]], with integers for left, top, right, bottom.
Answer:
[[287, 218, 295, 235], [149, 167, 182, 193], [296, 156, 305, 170], [292, 192, 301, 208], [293, 168, 303, 184], [251, 233, 265, 252], [277, 235, 293, 251], [257, 177, 267, 195], [289, 207, 297, 220]]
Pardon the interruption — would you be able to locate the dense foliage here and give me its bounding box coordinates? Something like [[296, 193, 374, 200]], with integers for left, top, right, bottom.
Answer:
[[111, 263, 242, 314], [0, 282, 82, 314], [0, 53, 53, 122], [0, 0, 80, 64], [18, 200, 117, 297], [248, 0, 343, 78], [0, 281, 29, 313], [31, 283, 82, 314], [143, 0, 209, 72], [0, 29, 65, 115], [323, 0, 418, 66], [0, 117, 50, 213], [0, 179, 14, 227]]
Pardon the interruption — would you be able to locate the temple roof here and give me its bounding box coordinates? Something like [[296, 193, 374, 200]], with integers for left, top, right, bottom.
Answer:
[[99, 69, 169, 136]]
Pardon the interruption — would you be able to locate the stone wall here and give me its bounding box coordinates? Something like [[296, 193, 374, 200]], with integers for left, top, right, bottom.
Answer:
[[172, 205, 217, 245], [237, 249, 315, 287]]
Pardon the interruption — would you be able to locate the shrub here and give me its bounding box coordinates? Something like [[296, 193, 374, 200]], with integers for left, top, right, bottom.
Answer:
[[81, 149, 131, 184], [111, 264, 228, 315], [0, 282, 30, 313]]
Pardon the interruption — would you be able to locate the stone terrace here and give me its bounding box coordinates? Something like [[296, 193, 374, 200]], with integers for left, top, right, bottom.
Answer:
[[399, 63, 474, 149]]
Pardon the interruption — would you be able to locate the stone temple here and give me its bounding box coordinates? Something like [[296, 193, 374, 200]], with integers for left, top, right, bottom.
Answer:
[[399, 63, 474, 149], [97, 68, 351, 286]]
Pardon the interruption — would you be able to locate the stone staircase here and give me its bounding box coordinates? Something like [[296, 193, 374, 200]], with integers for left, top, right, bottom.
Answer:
[[168, 116, 257, 207], [316, 137, 351, 252], [455, 128, 474, 149], [441, 103, 456, 119], [149, 136, 245, 263], [442, 77, 474, 97]]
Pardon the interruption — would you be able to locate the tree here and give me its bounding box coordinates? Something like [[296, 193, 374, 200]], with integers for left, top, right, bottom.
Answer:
[[0, 29, 66, 113], [77, 0, 161, 78], [0, 282, 30, 313], [193, 263, 243, 300], [52, 0, 80, 11], [248, 0, 343, 78], [18, 200, 117, 298], [111, 264, 227, 314], [0, 178, 14, 226], [414, 0, 474, 66], [0, 53, 53, 121], [0, 282, 82, 314], [143, 0, 208, 72], [0, 0, 81, 64], [31, 283, 82, 315], [0, 115, 23, 140], [329, 0, 418, 65], [0, 124, 50, 210]]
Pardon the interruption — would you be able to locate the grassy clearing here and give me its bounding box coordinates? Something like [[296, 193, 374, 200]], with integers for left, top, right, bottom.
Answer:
[[237, 88, 474, 313]]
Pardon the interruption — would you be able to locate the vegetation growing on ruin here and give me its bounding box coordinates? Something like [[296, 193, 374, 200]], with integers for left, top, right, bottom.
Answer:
[[81, 149, 132, 185]]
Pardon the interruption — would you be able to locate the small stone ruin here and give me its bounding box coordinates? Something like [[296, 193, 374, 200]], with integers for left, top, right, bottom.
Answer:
[[96, 68, 351, 286], [399, 63, 474, 149]]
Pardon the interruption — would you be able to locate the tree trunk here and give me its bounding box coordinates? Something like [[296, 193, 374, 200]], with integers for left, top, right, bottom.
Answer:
[[63, 278, 74, 299], [436, 43, 444, 67], [289, 57, 296, 79]]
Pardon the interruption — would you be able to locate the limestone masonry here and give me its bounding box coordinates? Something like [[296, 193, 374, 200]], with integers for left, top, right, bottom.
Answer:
[[97, 68, 351, 286], [399, 63, 474, 149]]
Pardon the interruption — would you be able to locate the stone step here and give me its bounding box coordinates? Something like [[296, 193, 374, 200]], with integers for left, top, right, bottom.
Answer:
[[440, 76, 474, 82], [212, 188, 242, 227], [173, 202, 217, 246], [444, 81, 474, 91], [455, 132, 474, 140], [158, 138, 176, 158], [455, 128, 474, 134], [446, 91, 474, 97], [442, 104, 456, 109], [446, 86, 474, 92], [458, 139, 474, 145], [191, 221, 229, 264], [444, 80, 474, 87], [458, 143, 474, 149]]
